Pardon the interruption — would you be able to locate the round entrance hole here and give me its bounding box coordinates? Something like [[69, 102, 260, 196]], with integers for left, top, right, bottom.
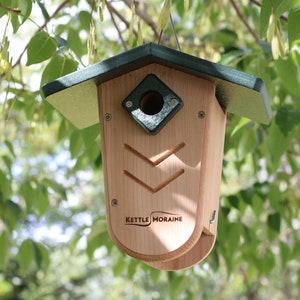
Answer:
[[140, 91, 164, 115]]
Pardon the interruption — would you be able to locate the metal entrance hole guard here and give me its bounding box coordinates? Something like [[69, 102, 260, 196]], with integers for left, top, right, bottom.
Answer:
[[122, 74, 183, 134]]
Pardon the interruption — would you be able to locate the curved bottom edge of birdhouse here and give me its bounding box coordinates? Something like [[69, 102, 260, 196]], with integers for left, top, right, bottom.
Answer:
[[106, 218, 207, 264], [143, 233, 216, 271]]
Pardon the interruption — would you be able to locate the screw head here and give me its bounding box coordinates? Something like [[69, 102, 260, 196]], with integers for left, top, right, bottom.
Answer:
[[105, 113, 112, 121], [111, 199, 118, 206], [125, 100, 133, 108], [198, 111, 205, 119], [170, 98, 178, 106]]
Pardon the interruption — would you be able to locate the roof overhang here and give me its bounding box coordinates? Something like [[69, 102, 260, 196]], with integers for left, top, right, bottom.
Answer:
[[42, 42, 272, 129]]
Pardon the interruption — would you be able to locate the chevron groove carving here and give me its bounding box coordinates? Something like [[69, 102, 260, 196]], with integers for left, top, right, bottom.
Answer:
[[124, 169, 185, 193], [124, 142, 185, 166], [123, 142, 186, 192]]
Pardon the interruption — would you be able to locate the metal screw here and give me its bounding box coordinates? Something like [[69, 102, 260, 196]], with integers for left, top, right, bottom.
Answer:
[[111, 199, 118, 206], [125, 100, 133, 108], [198, 111, 205, 119], [170, 98, 178, 106], [210, 210, 216, 224], [105, 113, 112, 121]]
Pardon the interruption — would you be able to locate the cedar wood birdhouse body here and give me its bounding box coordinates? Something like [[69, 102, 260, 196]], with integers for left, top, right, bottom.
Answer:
[[43, 43, 272, 270]]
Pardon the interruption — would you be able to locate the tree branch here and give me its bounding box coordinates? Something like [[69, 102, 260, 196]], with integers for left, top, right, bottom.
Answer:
[[230, 0, 260, 42], [106, 2, 128, 50], [0, 3, 21, 14], [123, 0, 159, 39], [106, 1, 138, 37], [40, 0, 72, 30]]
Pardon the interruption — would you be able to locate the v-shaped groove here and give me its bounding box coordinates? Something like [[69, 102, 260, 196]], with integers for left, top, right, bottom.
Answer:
[[124, 169, 185, 193], [124, 142, 185, 166]]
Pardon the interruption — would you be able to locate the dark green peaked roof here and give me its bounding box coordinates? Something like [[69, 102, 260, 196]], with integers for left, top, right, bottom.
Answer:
[[42, 42, 272, 129]]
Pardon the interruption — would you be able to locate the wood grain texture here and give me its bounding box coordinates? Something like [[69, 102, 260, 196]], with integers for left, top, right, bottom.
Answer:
[[98, 63, 226, 268]]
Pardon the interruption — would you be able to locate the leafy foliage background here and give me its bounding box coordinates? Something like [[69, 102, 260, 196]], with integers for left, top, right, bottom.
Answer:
[[0, 0, 300, 299]]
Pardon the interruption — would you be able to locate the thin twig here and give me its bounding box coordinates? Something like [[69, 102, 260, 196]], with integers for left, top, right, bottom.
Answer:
[[106, 1, 138, 36], [40, 0, 72, 30], [0, 3, 21, 14], [230, 0, 260, 42], [106, 2, 128, 50], [123, 0, 159, 39]]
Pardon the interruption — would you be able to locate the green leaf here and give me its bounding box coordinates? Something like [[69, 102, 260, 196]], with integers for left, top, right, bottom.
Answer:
[[55, 35, 67, 50], [42, 178, 67, 200], [150, 266, 161, 283], [0, 229, 9, 270], [0, 170, 11, 200], [251, 194, 264, 218], [230, 118, 252, 137], [236, 128, 257, 160], [4, 140, 16, 157], [70, 130, 84, 158], [26, 31, 57, 66], [288, 8, 300, 48], [40, 55, 78, 87], [268, 185, 281, 211], [18, 239, 34, 275], [78, 11, 91, 30], [80, 124, 100, 147], [272, 0, 297, 17], [80, 125, 101, 162], [128, 259, 139, 280], [87, 220, 107, 259], [261, 249, 275, 274], [20, 0, 32, 24], [36, 0, 50, 20], [169, 273, 188, 300], [19, 180, 34, 212], [34, 184, 49, 217], [18, 240, 49, 275], [227, 222, 242, 255], [0, 279, 13, 298], [10, 12, 21, 33], [58, 119, 72, 141], [228, 195, 240, 209], [260, 0, 272, 37], [298, 270, 300, 295], [69, 227, 87, 254], [157, 0, 171, 32], [112, 255, 127, 276], [212, 29, 238, 48], [67, 28, 84, 57], [260, 0, 295, 37], [267, 212, 281, 232], [4, 200, 22, 230], [33, 242, 49, 269], [268, 122, 293, 170], [280, 241, 290, 269], [275, 106, 300, 135]]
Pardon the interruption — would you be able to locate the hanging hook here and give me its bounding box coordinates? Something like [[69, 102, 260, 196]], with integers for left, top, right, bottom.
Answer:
[[170, 13, 181, 52]]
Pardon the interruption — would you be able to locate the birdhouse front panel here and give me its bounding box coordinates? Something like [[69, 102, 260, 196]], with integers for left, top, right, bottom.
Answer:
[[98, 63, 226, 265]]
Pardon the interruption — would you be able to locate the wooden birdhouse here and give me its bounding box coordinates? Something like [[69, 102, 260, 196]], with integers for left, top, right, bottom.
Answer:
[[42, 43, 272, 270]]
